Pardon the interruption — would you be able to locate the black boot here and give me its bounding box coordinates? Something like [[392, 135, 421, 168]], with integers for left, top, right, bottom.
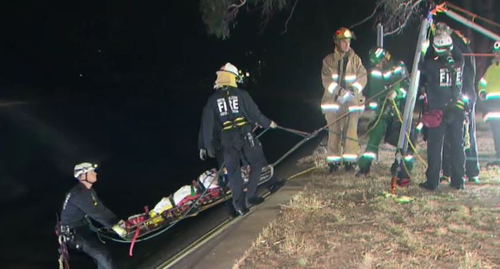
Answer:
[[225, 200, 239, 219], [328, 163, 339, 173], [247, 196, 265, 206], [345, 162, 356, 172], [236, 206, 249, 216], [355, 169, 369, 177], [418, 182, 439, 191]]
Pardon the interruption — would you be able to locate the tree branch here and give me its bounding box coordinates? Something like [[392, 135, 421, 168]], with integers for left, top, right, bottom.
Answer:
[[281, 0, 300, 34], [228, 0, 247, 10], [350, 1, 383, 29]]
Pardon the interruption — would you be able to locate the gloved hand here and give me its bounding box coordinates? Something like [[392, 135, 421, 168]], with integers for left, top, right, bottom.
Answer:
[[207, 148, 215, 158], [337, 89, 352, 104], [270, 121, 278, 129], [199, 149, 207, 161], [422, 39, 430, 56], [479, 91, 487, 101], [387, 90, 397, 100], [112, 220, 127, 238]]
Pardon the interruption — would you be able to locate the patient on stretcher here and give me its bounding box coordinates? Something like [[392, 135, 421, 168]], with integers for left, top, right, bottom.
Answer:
[[152, 169, 223, 215]]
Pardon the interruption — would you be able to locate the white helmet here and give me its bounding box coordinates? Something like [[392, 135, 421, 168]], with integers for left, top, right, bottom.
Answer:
[[219, 62, 239, 76], [435, 22, 452, 35], [433, 33, 453, 53], [494, 41, 500, 53], [74, 162, 98, 178]]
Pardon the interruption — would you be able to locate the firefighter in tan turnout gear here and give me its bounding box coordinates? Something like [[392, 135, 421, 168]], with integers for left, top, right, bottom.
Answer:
[[321, 27, 367, 172]]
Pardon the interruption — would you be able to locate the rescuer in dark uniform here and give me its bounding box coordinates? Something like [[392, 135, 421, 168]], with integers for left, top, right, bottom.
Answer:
[[419, 33, 467, 191], [436, 23, 480, 184], [58, 162, 126, 269], [200, 63, 277, 216]]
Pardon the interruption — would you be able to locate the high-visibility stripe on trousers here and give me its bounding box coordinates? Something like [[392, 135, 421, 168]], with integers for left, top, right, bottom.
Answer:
[[324, 103, 360, 163]]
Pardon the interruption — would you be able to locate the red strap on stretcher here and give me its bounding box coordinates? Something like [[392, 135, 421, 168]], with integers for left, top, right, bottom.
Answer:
[[128, 206, 149, 257], [129, 226, 141, 257]]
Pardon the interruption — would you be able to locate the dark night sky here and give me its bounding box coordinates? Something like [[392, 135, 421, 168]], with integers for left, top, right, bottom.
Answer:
[[1, 0, 498, 96], [0, 0, 383, 94]]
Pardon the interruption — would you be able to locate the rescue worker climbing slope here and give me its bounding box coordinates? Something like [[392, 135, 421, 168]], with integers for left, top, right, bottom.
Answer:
[[58, 162, 126, 269], [437, 23, 480, 184], [356, 48, 414, 185], [478, 41, 500, 166], [321, 27, 367, 172], [419, 33, 467, 191], [201, 63, 277, 216]]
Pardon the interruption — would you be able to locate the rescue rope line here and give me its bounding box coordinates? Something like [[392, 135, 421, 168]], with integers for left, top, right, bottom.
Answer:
[[276, 126, 310, 137], [361, 97, 388, 136]]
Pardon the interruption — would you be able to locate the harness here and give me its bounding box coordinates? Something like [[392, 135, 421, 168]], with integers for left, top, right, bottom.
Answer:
[[222, 117, 248, 131], [55, 216, 72, 269], [221, 90, 248, 131]]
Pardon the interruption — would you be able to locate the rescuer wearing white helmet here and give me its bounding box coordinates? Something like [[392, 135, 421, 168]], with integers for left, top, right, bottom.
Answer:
[[419, 32, 467, 191], [200, 63, 278, 216], [58, 162, 126, 268], [434, 22, 480, 185]]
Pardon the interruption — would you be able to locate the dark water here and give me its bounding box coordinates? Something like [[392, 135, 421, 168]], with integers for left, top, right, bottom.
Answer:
[[0, 82, 324, 268]]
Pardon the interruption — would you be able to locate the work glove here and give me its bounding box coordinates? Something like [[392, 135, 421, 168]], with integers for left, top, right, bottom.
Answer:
[[387, 90, 397, 100], [421, 39, 430, 56], [337, 89, 352, 104], [199, 149, 207, 161], [269, 121, 278, 129], [112, 220, 127, 238]]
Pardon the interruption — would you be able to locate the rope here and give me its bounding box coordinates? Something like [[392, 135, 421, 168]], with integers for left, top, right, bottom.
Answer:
[[276, 126, 310, 137], [362, 97, 388, 137]]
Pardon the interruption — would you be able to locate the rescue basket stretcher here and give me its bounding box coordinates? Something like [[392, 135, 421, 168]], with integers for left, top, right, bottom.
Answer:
[[99, 165, 274, 240]]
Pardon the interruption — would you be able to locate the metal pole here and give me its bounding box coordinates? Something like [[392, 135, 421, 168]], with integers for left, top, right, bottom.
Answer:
[[396, 16, 431, 155], [443, 10, 500, 42], [377, 23, 384, 48], [463, 53, 496, 57]]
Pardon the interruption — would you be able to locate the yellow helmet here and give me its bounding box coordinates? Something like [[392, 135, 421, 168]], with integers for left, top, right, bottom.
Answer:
[[334, 27, 355, 41]]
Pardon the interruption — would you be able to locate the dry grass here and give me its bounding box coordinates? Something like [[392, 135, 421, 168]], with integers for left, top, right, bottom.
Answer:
[[235, 128, 500, 269]]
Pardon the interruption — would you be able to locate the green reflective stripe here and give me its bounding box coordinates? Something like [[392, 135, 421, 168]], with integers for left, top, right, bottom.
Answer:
[[371, 70, 383, 78]]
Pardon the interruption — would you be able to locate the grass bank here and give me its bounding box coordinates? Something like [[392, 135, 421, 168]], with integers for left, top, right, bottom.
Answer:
[[234, 127, 500, 269]]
